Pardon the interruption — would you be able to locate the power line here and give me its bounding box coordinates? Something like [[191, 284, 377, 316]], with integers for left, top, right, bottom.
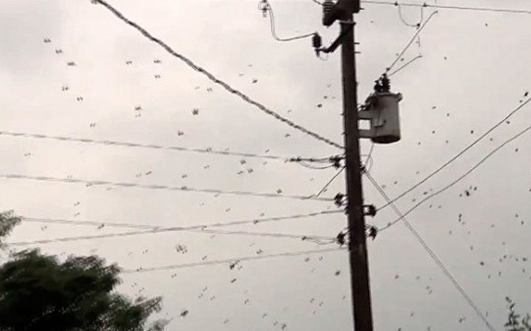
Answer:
[[364, 171, 496, 331], [379, 122, 531, 232], [260, 0, 316, 42], [24, 216, 338, 243], [378, 97, 531, 212], [315, 166, 345, 197], [122, 247, 345, 274], [362, 1, 531, 15], [388, 54, 423, 77], [297, 161, 336, 170], [397, 2, 425, 28], [307, 0, 531, 15], [188, 228, 336, 244], [13, 210, 342, 246], [385, 10, 437, 73], [0, 174, 334, 202], [0, 130, 332, 163], [91, 0, 342, 150], [364, 142, 375, 168]]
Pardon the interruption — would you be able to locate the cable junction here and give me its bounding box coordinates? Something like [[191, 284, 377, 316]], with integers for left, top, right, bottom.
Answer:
[[11, 210, 343, 246]]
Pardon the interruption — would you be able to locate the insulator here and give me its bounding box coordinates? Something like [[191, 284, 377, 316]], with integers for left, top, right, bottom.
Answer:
[[312, 33, 322, 50], [258, 0, 269, 17], [363, 205, 377, 217], [322, 0, 335, 18], [334, 193, 345, 207]]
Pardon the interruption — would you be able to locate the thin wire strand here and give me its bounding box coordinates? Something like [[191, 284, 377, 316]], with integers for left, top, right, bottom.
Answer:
[[397, 2, 424, 28], [364, 172, 496, 331], [378, 97, 531, 211], [0, 130, 328, 162], [306, 0, 531, 15], [365, 142, 375, 167], [388, 54, 423, 77], [362, 0, 531, 15], [122, 247, 345, 274], [297, 161, 336, 170], [315, 166, 345, 197], [92, 0, 342, 150], [385, 10, 437, 73], [379, 123, 531, 232], [22, 217, 335, 242], [187, 228, 336, 243], [265, 4, 316, 42], [365, 154, 374, 172], [0, 174, 334, 202], [12, 210, 343, 246]]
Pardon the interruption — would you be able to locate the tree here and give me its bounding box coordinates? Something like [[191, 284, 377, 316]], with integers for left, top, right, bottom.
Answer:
[[0, 211, 168, 331], [0, 211, 21, 250], [505, 297, 531, 331]]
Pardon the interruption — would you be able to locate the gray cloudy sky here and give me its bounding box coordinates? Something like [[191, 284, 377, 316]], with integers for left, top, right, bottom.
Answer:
[[1, 0, 531, 330]]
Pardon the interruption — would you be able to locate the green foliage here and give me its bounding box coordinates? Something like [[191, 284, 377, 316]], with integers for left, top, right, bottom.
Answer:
[[0, 249, 166, 331], [0, 211, 21, 248], [505, 297, 531, 331]]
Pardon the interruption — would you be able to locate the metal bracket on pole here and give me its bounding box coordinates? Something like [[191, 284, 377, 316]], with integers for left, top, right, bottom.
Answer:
[[320, 22, 355, 54], [358, 107, 374, 140]]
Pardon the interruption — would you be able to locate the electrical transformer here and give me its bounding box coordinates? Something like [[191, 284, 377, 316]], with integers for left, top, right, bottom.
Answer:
[[359, 91, 402, 144]]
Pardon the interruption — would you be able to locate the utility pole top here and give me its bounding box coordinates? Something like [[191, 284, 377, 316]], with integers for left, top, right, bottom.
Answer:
[[322, 0, 360, 27]]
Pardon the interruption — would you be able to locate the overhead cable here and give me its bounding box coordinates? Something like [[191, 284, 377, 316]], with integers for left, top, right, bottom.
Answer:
[[363, 1, 531, 15], [0, 130, 333, 163], [0, 174, 334, 202], [385, 10, 438, 73], [314, 166, 345, 197], [91, 0, 342, 149], [388, 54, 423, 77], [259, 0, 317, 42], [397, 2, 424, 28], [307, 0, 531, 15], [378, 97, 531, 212], [123, 247, 345, 274], [13, 210, 342, 246], [364, 171, 496, 331], [379, 123, 531, 232]]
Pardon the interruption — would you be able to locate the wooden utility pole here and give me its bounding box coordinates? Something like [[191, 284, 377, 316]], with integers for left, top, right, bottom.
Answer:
[[323, 0, 374, 330], [341, 19, 374, 331]]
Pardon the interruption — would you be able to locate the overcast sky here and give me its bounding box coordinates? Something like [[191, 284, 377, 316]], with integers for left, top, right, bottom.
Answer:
[[1, 0, 531, 330]]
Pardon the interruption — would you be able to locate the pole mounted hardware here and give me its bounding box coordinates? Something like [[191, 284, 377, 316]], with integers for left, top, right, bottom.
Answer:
[[358, 74, 403, 144], [363, 205, 377, 217], [322, 0, 360, 27], [312, 22, 355, 57], [334, 193, 346, 207]]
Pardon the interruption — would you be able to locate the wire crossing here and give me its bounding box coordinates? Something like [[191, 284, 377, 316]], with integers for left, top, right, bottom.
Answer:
[[385, 10, 437, 73], [308, 1, 531, 15], [91, 0, 342, 149], [0, 173, 335, 201], [378, 97, 531, 211], [364, 171, 496, 331], [363, 1, 531, 15], [379, 122, 531, 232], [15, 210, 341, 246]]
